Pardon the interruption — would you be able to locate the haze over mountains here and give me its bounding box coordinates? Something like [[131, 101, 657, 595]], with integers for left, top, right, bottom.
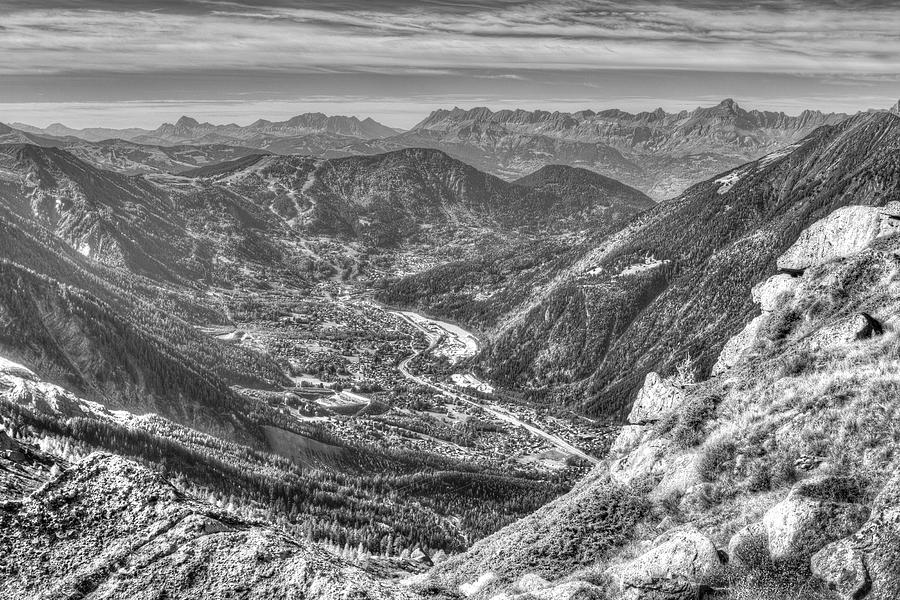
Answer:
[[9, 99, 856, 199], [13, 113, 400, 144]]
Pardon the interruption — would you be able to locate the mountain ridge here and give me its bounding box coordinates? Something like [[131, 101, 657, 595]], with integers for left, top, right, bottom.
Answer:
[[378, 111, 900, 419], [13, 112, 401, 145]]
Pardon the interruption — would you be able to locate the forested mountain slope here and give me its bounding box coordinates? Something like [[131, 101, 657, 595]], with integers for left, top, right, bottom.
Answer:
[[193, 148, 653, 246], [383, 112, 900, 419]]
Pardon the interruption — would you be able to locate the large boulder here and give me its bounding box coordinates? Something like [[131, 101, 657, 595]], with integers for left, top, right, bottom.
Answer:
[[713, 273, 800, 376], [812, 472, 900, 599], [514, 573, 551, 594], [777, 206, 891, 271], [628, 372, 688, 424], [762, 476, 869, 562], [805, 312, 884, 349], [614, 526, 725, 600], [727, 521, 770, 571]]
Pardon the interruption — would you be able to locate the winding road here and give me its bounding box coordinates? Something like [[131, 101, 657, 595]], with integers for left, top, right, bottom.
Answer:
[[393, 311, 599, 465]]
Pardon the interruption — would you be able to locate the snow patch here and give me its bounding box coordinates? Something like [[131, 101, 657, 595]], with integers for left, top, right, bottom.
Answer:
[[714, 169, 745, 194], [759, 144, 798, 167], [615, 257, 669, 278]]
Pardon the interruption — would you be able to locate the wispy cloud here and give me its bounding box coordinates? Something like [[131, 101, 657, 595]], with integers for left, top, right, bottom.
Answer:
[[1, 1, 898, 127], [1, 1, 899, 76]]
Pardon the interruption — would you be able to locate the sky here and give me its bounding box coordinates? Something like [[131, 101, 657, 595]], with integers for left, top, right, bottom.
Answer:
[[1, 0, 899, 129]]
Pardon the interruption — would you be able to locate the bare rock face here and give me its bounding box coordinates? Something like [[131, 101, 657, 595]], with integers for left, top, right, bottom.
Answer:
[[713, 272, 798, 376], [614, 526, 725, 600], [811, 541, 869, 599], [609, 437, 674, 486], [751, 274, 800, 312], [0, 452, 413, 600], [805, 312, 884, 349], [609, 425, 655, 458], [711, 314, 766, 375], [759, 476, 869, 562], [514, 573, 551, 594], [650, 453, 700, 503], [628, 372, 688, 425], [776, 205, 893, 271], [812, 471, 900, 600], [507, 580, 605, 599]]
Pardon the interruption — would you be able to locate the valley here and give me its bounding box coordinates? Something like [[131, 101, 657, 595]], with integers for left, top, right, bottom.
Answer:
[[5, 0, 900, 598], [196, 279, 609, 472], [2, 100, 900, 600]]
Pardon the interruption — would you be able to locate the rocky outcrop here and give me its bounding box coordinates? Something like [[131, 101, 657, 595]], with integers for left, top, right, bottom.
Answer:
[[811, 471, 900, 599], [751, 274, 800, 312], [627, 372, 688, 424], [712, 272, 799, 376], [763, 494, 867, 562], [610, 437, 675, 486], [714, 203, 899, 375], [505, 579, 604, 599], [514, 573, 551, 594], [613, 526, 725, 600], [712, 314, 767, 375], [610, 425, 655, 457], [0, 452, 413, 600], [650, 453, 701, 503], [805, 312, 884, 349], [728, 522, 770, 571], [727, 476, 869, 569], [777, 205, 900, 271]]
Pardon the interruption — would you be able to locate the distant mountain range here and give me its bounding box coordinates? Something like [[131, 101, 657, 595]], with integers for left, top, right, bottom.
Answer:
[[6, 113, 403, 174], [7, 100, 874, 199], [345, 99, 851, 199], [13, 112, 400, 144]]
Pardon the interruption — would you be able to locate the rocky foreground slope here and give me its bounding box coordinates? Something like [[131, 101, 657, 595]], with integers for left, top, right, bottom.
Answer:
[[415, 203, 900, 599], [0, 443, 413, 600]]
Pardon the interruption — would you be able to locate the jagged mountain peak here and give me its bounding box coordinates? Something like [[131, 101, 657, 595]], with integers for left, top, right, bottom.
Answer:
[[716, 97, 740, 110], [174, 115, 201, 128]]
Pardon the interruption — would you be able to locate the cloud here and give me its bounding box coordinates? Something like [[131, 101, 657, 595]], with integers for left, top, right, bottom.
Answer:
[[0, 1, 898, 77], [1, 0, 898, 128]]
